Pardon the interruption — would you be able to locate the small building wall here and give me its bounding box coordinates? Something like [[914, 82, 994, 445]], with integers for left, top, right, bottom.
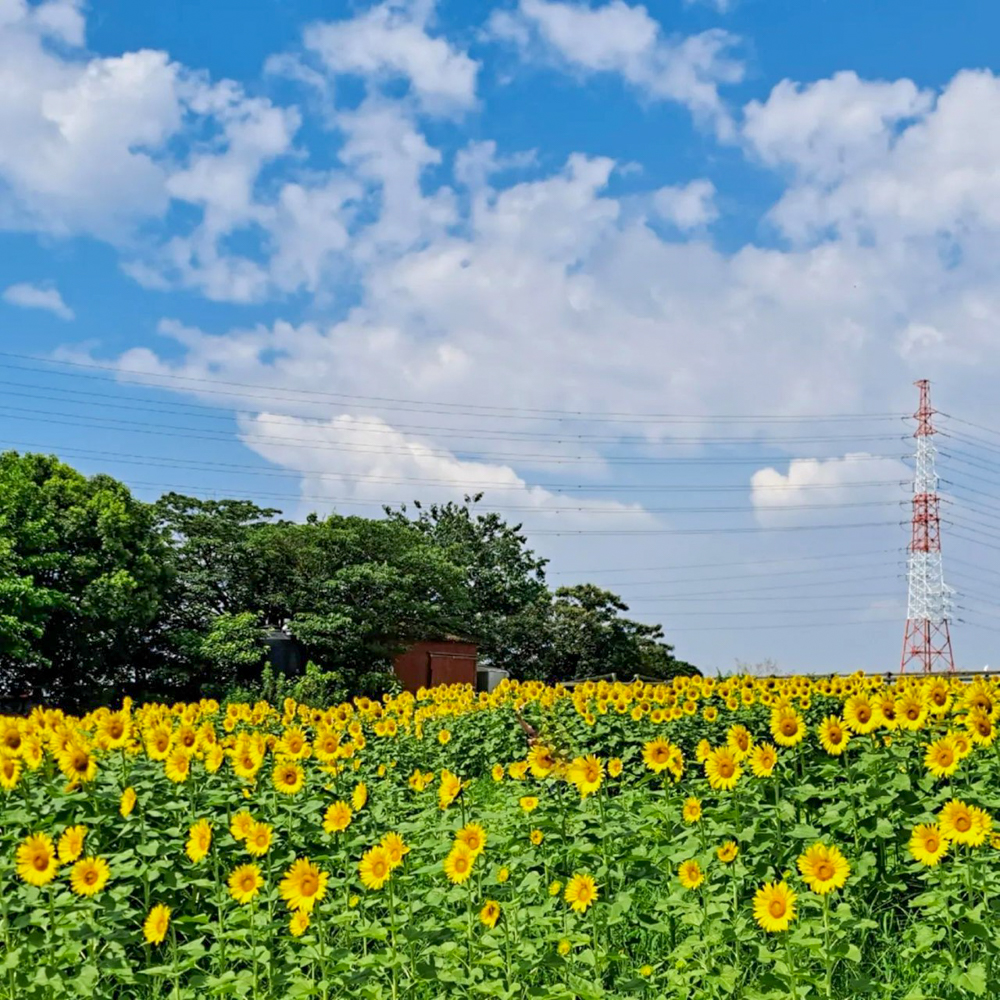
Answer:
[[393, 639, 478, 692]]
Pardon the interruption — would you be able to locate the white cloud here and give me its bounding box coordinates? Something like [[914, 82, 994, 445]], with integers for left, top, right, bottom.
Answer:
[[684, 0, 734, 11], [489, 0, 743, 136], [303, 1, 479, 113], [750, 454, 910, 526], [652, 179, 717, 229], [2, 281, 74, 319], [0, 2, 185, 237]]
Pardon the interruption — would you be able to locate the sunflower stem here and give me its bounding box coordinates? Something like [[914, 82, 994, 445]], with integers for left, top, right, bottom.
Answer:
[[387, 874, 400, 1000], [783, 930, 799, 999], [822, 893, 833, 999]]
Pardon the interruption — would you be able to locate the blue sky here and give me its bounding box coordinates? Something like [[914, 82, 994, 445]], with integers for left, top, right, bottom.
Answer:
[[3, 0, 1000, 674]]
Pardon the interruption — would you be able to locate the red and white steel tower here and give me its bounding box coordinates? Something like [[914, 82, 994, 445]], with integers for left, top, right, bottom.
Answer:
[[900, 379, 956, 673]]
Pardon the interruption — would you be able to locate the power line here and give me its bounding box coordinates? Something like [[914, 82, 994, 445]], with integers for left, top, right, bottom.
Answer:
[[0, 354, 905, 424], [0, 406, 911, 465], [0, 380, 909, 448]]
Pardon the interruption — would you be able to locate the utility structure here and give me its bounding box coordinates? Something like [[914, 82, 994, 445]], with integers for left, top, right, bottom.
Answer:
[[900, 379, 956, 673]]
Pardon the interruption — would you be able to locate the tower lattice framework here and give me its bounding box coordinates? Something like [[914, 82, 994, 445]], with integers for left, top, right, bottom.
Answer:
[[900, 379, 955, 673]]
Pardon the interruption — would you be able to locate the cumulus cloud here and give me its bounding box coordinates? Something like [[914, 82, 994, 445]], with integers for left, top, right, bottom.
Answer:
[[303, 0, 479, 113], [489, 0, 743, 136], [750, 454, 910, 526], [2, 281, 74, 319], [652, 179, 717, 229]]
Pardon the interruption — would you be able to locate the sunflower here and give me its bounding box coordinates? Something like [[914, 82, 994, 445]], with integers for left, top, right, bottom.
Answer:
[[381, 832, 410, 868], [497, 867, 510, 884], [528, 744, 557, 779], [280, 858, 329, 912], [16, 833, 58, 887], [228, 863, 264, 904], [164, 747, 191, 784], [323, 801, 353, 835], [896, 694, 928, 731], [491, 764, 504, 782], [57, 742, 98, 785], [727, 725, 753, 758], [0, 718, 22, 755], [204, 745, 225, 773], [939, 799, 992, 847], [519, 796, 539, 813], [443, 843, 476, 885], [678, 860, 704, 890], [58, 825, 87, 864], [843, 695, 880, 735], [456, 822, 488, 856], [70, 857, 110, 897], [273, 761, 305, 795], [770, 708, 807, 747], [682, 797, 702, 824], [480, 899, 501, 929], [909, 823, 948, 866], [642, 738, 674, 774], [289, 910, 311, 936], [549, 879, 562, 896], [438, 771, 462, 809], [0, 755, 20, 791], [245, 821, 273, 857], [716, 841, 739, 864], [119, 786, 137, 818], [750, 743, 778, 778], [564, 873, 598, 913], [966, 710, 996, 747], [607, 757, 623, 778], [924, 736, 960, 778], [143, 904, 171, 946], [558, 939, 572, 956], [530, 829, 544, 845], [230, 810, 256, 841], [704, 747, 742, 791], [752, 881, 797, 933], [568, 754, 604, 797], [96, 711, 131, 750], [186, 819, 213, 864], [796, 842, 851, 894], [356, 845, 391, 890], [818, 717, 850, 756]]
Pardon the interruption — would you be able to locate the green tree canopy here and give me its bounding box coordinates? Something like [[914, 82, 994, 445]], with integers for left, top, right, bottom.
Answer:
[[0, 451, 172, 708]]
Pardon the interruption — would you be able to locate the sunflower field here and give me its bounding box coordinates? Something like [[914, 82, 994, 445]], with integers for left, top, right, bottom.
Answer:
[[1, 672, 999, 1000]]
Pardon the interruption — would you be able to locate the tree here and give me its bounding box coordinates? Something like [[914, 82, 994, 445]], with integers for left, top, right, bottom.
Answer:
[[0, 452, 172, 708], [384, 495, 551, 673], [536, 584, 695, 682]]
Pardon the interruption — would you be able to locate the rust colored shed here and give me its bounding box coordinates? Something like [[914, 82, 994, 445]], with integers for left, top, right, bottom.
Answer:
[[393, 638, 478, 692]]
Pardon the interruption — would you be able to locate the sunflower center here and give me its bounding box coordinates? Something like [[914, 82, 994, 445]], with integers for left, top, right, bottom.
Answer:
[[926, 835, 940, 851], [301, 875, 318, 895], [718, 761, 734, 778], [857, 707, 871, 722], [816, 862, 834, 881], [938, 749, 954, 766], [906, 707, 919, 720], [768, 899, 786, 918], [956, 816, 971, 832], [85, 870, 97, 885], [781, 720, 796, 735]]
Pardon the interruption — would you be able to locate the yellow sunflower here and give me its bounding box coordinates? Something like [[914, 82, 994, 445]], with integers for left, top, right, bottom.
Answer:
[[230, 810, 255, 841], [57, 825, 87, 864], [796, 842, 851, 894], [642, 738, 674, 774], [143, 904, 171, 945], [0, 755, 21, 791], [843, 695, 880, 735], [119, 787, 137, 818], [443, 843, 475, 885], [818, 717, 850, 756], [229, 863, 264, 904], [909, 823, 948, 866], [750, 743, 778, 778], [164, 747, 191, 784], [678, 860, 704, 890], [323, 801, 353, 834], [770, 708, 807, 747], [519, 796, 539, 813], [185, 819, 213, 864], [272, 761, 305, 795], [704, 747, 742, 791], [289, 910, 311, 937], [480, 899, 501, 929], [568, 754, 604, 797], [924, 736, 960, 778], [682, 797, 702, 824], [564, 873, 598, 913], [245, 821, 273, 857], [717, 841, 739, 864], [280, 858, 329, 912], [456, 822, 487, 856], [380, 832, 410, 868], [939, 799, 992, 847], [16, 833, 58, 887], [353, 782, 369, 811], [752, 881, 796, 933], [70, 856, 110, 897]]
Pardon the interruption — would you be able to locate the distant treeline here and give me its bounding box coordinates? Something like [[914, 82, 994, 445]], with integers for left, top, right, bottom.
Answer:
[[0, 450, 695, 710]]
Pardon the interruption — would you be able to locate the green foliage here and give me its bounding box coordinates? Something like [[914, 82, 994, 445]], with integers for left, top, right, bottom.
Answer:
[[0, 451, 172, 708], [225, 659, 402, 708], [1, 458, 696, 707]]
